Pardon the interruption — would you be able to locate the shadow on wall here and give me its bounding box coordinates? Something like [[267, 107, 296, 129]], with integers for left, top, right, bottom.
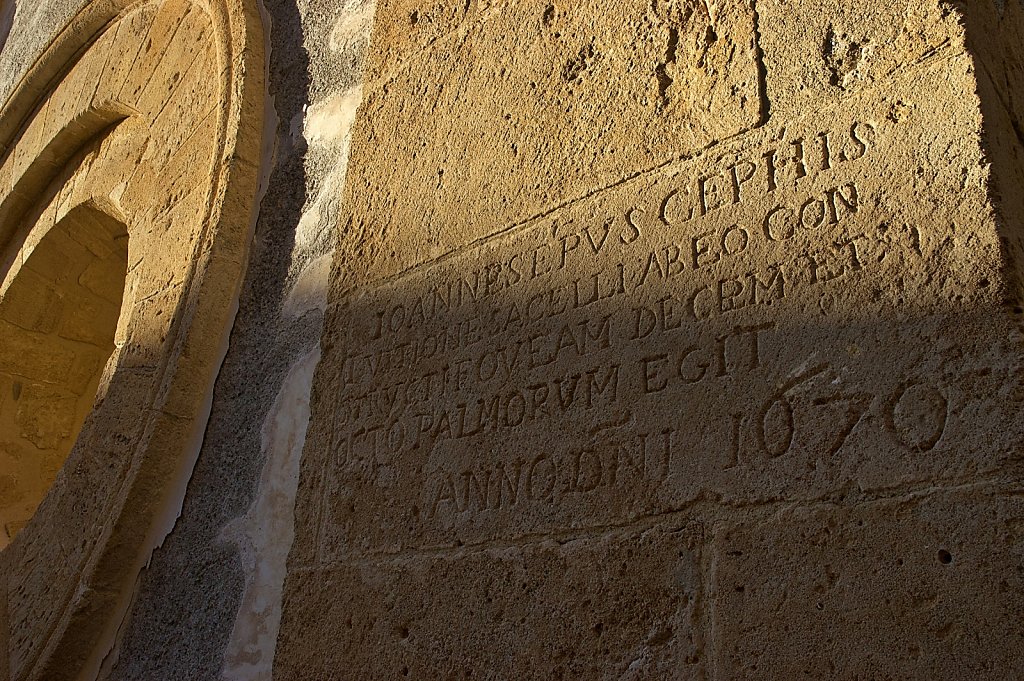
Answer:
[[0, 202, 128, 550], [275, 169, 1024, 678], [102, 0, 319, 678], [0, 1, 14, 56], [273, 1, 1024, 677]]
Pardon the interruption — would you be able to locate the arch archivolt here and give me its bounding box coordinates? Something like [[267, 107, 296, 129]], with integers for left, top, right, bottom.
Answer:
[[0, 0, 264, 679]]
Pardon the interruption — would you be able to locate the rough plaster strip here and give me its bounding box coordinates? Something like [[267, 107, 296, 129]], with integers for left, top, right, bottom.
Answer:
[[220, 348, 320, 681], [219, 84, 364, 681], [283, 252, 331, 318], [219, 12, 372, 680], [302, 85, 361, 148]]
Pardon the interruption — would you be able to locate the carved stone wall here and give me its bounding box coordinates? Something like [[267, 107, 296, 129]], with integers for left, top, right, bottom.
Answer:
[[0, 203, 128, 547], [277, 0, 1024, 678], [0, 0, 1023, 679]]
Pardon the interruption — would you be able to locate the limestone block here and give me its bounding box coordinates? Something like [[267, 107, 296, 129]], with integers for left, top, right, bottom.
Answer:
[[80, 252, 129, 304], [0, 476, 25, 508], [14, 383, 78, 451], [300, 50, 1024, 560], [110, 0, 193, 107], [0, 271, 62, 334], [277, 524, 703, 679], [145, 106, 220, 208], [108, 281, 181, 371], [72, 366, 160, 484], [756, 0, 963, 119], [20, 229, 82, 288], [0, 0, 265, 677], [69, 126, 148, 218], [134, 182, 214, 280], [64, 347, 109, 397], [133, 9, 214, 121], [146, 36, 218, 137], [0, 321, 74, 385], [709, 489, 1024, 678], [50, 181, 80, 230], [84, 8, 154, 107], [61, 203, 125, 261], [0, 161, 10, 204], [56, 289, 122, 346], [40, 37, 110, 146], [339, 0, 765, 283], [7, 105, 50, 194]]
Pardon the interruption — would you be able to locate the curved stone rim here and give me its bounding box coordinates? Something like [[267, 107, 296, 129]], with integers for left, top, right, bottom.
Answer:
[[0, 0, 264, 678]]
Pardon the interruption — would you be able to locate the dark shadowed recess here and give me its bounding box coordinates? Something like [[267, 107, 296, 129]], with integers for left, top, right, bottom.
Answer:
[[0, 1, 14, 56]]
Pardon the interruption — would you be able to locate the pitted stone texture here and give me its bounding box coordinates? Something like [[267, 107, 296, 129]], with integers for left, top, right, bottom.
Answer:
[[365, 0, 472, 78], [710, 489, 1024, 679], [278, 524, 704, 680], [756, 0, 964, 119], [337, 0, 765, 287]]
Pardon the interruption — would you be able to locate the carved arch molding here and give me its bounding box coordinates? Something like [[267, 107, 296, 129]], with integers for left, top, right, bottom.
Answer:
[[0, 1, 264, 679]]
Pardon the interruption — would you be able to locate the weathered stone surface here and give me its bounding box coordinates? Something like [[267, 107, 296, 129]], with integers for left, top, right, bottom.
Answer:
[[278, 523, 704, 679], [298, 47, 1022, 561], [709, 488, 1024, 678], [1, 0, 1023, 677], [99, 0, 376, 678], [756, 0, 963, 119], [339, 0, 765, 283], [278, 0, 1024, 676]]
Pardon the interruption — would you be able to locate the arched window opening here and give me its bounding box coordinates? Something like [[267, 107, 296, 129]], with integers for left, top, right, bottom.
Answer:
[[0, 204, 128, 548]]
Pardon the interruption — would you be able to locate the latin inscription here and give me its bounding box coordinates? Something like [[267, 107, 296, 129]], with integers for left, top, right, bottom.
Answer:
[[310, 78, 999, 561]]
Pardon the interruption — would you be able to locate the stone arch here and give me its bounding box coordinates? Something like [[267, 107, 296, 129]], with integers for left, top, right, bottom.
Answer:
[[0, 0, 264, 679]]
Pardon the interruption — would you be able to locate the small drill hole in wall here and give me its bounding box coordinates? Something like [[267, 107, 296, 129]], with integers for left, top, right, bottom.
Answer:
[[937, 549, 953, 565]]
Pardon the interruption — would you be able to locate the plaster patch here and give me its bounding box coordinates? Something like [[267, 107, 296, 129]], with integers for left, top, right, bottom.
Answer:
[[293, 198, 326, 254], [303, 86, 362, 148], [293, 153, 350, 254], [220, 348, 321, 681], [283, 253, 331, 319], [328, 0, 374, 53], [292, 86, 365, 255]]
